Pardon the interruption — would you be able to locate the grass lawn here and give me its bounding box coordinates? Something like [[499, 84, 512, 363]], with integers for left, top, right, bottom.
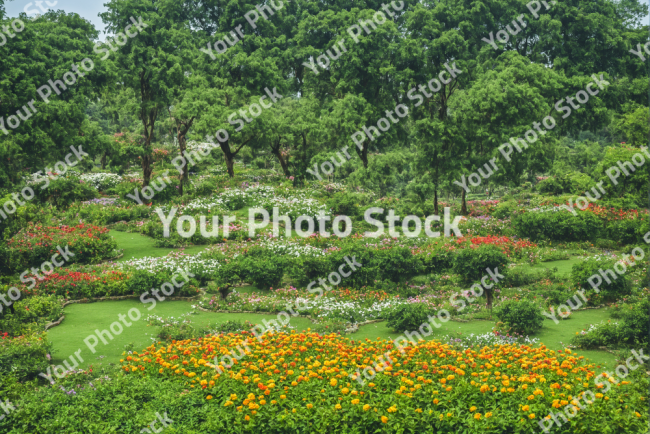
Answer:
[[48, 295, 617, 373], [521, 257, 584, 276], [52, 237, 614, 374], [47, 300, 313, 370], [110, 230, 208, 261]]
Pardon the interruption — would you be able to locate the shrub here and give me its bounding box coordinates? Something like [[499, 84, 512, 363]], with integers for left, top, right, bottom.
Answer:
[[607, 218, 643, 245], [6, 223, 118, 271], [326, 192, 361, 217], [571, 258, 631, 304], [494, 300, 544, 335], [239, 253, 286, 290], [512, 210, 602, 242], [452, 244, 509, 284], [33, 176, 98, 208], [385, 303, 433, 333], [492, 202, 517, 220], [503, 267, 557, 287], [0, 332, 52, 382], [583, 298, 650, 348], [13, 295, 63, 324]]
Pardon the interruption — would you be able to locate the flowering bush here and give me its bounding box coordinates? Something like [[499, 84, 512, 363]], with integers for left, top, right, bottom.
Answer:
[[6, 223, 118, 270], [22, 268, 131, 299], [78, 173, 123, 191], [118, 251, 221, 284], [121, 332, 647, 433]]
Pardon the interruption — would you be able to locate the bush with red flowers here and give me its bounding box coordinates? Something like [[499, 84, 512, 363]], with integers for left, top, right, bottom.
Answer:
[[6, 223, 119, 271]]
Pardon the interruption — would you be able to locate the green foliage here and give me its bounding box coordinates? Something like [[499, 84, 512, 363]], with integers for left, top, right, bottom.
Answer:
[[503, 267, 558, 288], [571, 258, 632, 303], [492, 202, 517, 220], [494, 300, 544, 336], [607, 218, 644, 245], [571, 299, 649, 348], [239, 252, 286, 290], [513, 211, 602, 242], [33, 176, 99, 208], [385, 303, 433, 333], [0, 332, 52, 382], [452, 245, 509, 284]]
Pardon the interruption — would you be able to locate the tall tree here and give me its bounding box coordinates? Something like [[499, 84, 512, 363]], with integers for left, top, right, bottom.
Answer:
[[101, 0, 186, 186]]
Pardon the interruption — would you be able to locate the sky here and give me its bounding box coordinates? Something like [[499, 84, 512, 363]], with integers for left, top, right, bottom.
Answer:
[[4, 0, 650, 35]]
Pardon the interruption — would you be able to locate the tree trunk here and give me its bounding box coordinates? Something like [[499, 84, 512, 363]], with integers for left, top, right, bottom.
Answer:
[[220, 141, 235, 178], [178, 133, 189, 196], [142, 154, 152, 187], [461, 189, 467, 215], [354, 143, 368, 168], [271, 146, 290, 177], [486, 288, 493, 310], [360, 145, 368, 168], [101, 152, 107, 170], [434, 188, 439, 215]]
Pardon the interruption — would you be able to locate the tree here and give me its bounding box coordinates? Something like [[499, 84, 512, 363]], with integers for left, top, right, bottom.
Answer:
[[0, 11, 108, 187], [100, 0, 186, 186]]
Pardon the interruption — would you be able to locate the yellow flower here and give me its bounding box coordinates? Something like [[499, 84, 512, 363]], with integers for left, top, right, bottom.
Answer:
[[330, 379, 337, 387], [244, 415, 250, 421], [447, 413, 452, 417], [206, 395, 213, 400], [335, 404, 342, 410], [469, 406, 477, 412], [522, 405, 530, 412], [351, 399, 360, 405], [529, 414, 535, 419], [485, 412, 493, 418], [306, 403, 313, 409], [474, 413, 481, 420], [381, 416, 388, 423], [280, 395, 286, 399], [635, 412, 641, 417], [341, 388, 349, 394], [363, 404, 371, 411]]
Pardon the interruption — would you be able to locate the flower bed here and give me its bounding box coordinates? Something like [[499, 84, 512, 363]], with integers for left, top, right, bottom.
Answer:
[[120, 332, 647, 433], [6, 223, 119, 270]]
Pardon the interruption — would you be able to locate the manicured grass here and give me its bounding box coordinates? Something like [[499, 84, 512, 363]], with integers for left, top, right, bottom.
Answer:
[[55, 235, 611, 374], [47, 300, 313, 370], [110, 230, 208, 261], [523, 257, 583, 276]]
